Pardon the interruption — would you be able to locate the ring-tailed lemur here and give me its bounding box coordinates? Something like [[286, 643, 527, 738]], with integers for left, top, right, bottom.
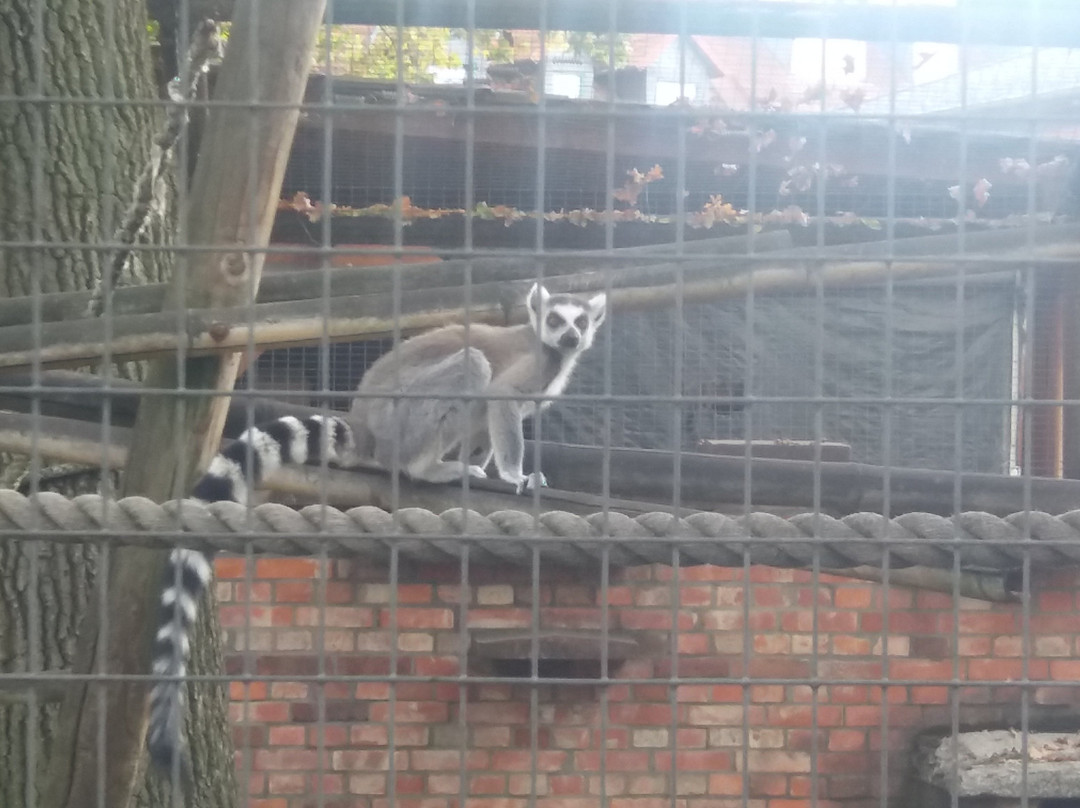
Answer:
[[148, 283, 605, 772], [148, 414, 355, 775], [349, 282, 607, 491]]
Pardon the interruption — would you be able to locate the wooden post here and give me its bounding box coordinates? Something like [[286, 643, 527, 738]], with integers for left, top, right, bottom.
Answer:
[[39, 2, 327, 807]]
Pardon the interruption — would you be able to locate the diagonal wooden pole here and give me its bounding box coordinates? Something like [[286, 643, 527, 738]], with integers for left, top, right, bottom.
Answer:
[[40, 2, 327, 807]]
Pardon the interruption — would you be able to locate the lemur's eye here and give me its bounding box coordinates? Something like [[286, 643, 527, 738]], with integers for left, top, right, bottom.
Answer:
[[575, 314, 589, 330], [546, 312, 564, 328]]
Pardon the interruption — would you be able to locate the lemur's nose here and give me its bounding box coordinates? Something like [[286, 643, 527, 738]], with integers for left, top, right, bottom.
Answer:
[[559, 331, 580, 349]]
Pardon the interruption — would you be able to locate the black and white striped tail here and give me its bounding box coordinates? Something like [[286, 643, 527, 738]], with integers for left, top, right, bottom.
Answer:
[[147, 414, 354, 774]]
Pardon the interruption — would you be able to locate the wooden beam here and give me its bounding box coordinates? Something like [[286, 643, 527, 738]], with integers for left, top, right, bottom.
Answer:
[[0, 229, 791, 329], [40, 2, 328, 807], [3, 234, 1079, 374]]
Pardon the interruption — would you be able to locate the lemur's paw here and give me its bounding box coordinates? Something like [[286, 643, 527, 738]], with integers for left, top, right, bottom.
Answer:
[[514, 472, 548, 494], [467, 465, 489, 480]]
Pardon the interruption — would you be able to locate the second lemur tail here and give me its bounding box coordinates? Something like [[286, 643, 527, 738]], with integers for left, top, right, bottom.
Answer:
[[147, 414, 355, 775]]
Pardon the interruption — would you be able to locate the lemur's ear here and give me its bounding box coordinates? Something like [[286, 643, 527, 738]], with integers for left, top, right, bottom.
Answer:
[[588, 293, 608, 327], [526, 283, 550, 314]]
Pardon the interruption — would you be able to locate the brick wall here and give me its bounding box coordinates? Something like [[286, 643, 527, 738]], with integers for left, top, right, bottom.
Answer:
[[214, 556, 1080, 808]]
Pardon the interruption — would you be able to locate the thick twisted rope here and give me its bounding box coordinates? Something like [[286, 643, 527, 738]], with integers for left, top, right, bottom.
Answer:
[[2, 490, 1079, 573]]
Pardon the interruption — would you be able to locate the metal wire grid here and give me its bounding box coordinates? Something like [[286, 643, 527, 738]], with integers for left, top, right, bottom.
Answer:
[[3, 1, 1079, 808]]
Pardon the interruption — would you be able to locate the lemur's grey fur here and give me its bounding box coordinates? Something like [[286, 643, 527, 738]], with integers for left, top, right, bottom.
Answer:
[[349, 283, 607, 491]]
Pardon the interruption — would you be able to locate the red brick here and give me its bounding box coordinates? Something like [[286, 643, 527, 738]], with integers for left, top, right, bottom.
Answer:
[[381, 607, 454, 630], [748, 773, 787, 797], [739, 658, 813, 680], [468, 703, 530, 724], [369, 701, 449, 724], [1037, 590, 1076, 611], [348, 774, 388, 795], [415, 656, 461, 677], [618, 610, 696, 631], [680, 586, 714, 606], [780, 612, 814, 633], [748, 613, 777, 631], [755, 680, 798, 702], [633, 586, 671, 607], [825, 685, 869, 704], [1050, 660, 1080, 680], [830, 636, 871, 655], [751, 586, 792, 607], [326, 582, 354, 604], [254, 558, 319, 579], [967, 658, 1024, 682], [318, 726, 350, 748], [542, 607, 604, 630], [784, 730, 825, 751], [396, 774, 427, 794], [746, 750, 811, 774], [468, 608, 532, 628], [632, 684, 669, 702], [958, 613, 1019, 634], [550, 775, 587, 795], [551, 728, 591, 749], [254, 749, 319, 770], [708, 774, 745, 796], [267, 773, 306, 794], [657, 751, 733, 771], [888, 659, 953, 681], [275, 581, 313, 602], [255, 652, 315, 678], [268, 725, 306, 746], [710, 685, 747, 703], [827, 729, 866, 752], [410, 750, 489, 770], [574, 751, 651, 771], [250, 701, 291, 722], [654, 657, 730, 678], [491, 750, 567, 771], [834, 587, 873, 609], [467, 774, 504, 795], [215, 557, 248, 579], [609, 703, 673, 725], [909, 635, 950, 659], [911, 686, 950, 704], [818, 660, 883, 681]]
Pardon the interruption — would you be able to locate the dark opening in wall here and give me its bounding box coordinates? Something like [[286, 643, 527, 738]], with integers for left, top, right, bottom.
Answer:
[[490, 658, 604, 680]]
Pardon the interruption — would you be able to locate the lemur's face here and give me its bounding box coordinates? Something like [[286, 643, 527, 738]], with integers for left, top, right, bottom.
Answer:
[[527, 284, 608, 354]]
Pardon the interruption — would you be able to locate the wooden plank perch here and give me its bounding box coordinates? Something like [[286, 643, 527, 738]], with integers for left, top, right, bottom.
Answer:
[[8, 380, 1080, 519], [0, 409, 1025, 601]]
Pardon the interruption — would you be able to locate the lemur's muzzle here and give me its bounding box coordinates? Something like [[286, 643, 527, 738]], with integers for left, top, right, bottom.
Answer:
[[559, 331, 581, 350]]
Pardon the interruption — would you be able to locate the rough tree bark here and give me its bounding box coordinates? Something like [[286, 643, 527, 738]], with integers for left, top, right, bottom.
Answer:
[[0, 2, 235, 807]]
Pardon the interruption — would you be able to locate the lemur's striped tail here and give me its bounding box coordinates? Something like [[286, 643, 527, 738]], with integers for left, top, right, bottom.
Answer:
[[147, 414, 355, 774]]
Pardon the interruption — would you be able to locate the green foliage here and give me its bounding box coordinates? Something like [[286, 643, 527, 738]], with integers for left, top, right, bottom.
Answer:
[[565, 31, 630, 68], [310, 26, 630, 82], [315, 26, 461, 83]]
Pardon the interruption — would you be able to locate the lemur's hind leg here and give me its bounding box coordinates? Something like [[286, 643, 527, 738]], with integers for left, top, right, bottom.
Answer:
[[366, 347, 492, 483]]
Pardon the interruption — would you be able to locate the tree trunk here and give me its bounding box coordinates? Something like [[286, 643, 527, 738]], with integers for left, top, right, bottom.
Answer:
[[0, 2, 235, 807]]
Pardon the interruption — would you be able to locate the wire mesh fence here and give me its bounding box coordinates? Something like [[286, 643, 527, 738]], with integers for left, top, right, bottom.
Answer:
[[2, 1, 1080, 808]]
